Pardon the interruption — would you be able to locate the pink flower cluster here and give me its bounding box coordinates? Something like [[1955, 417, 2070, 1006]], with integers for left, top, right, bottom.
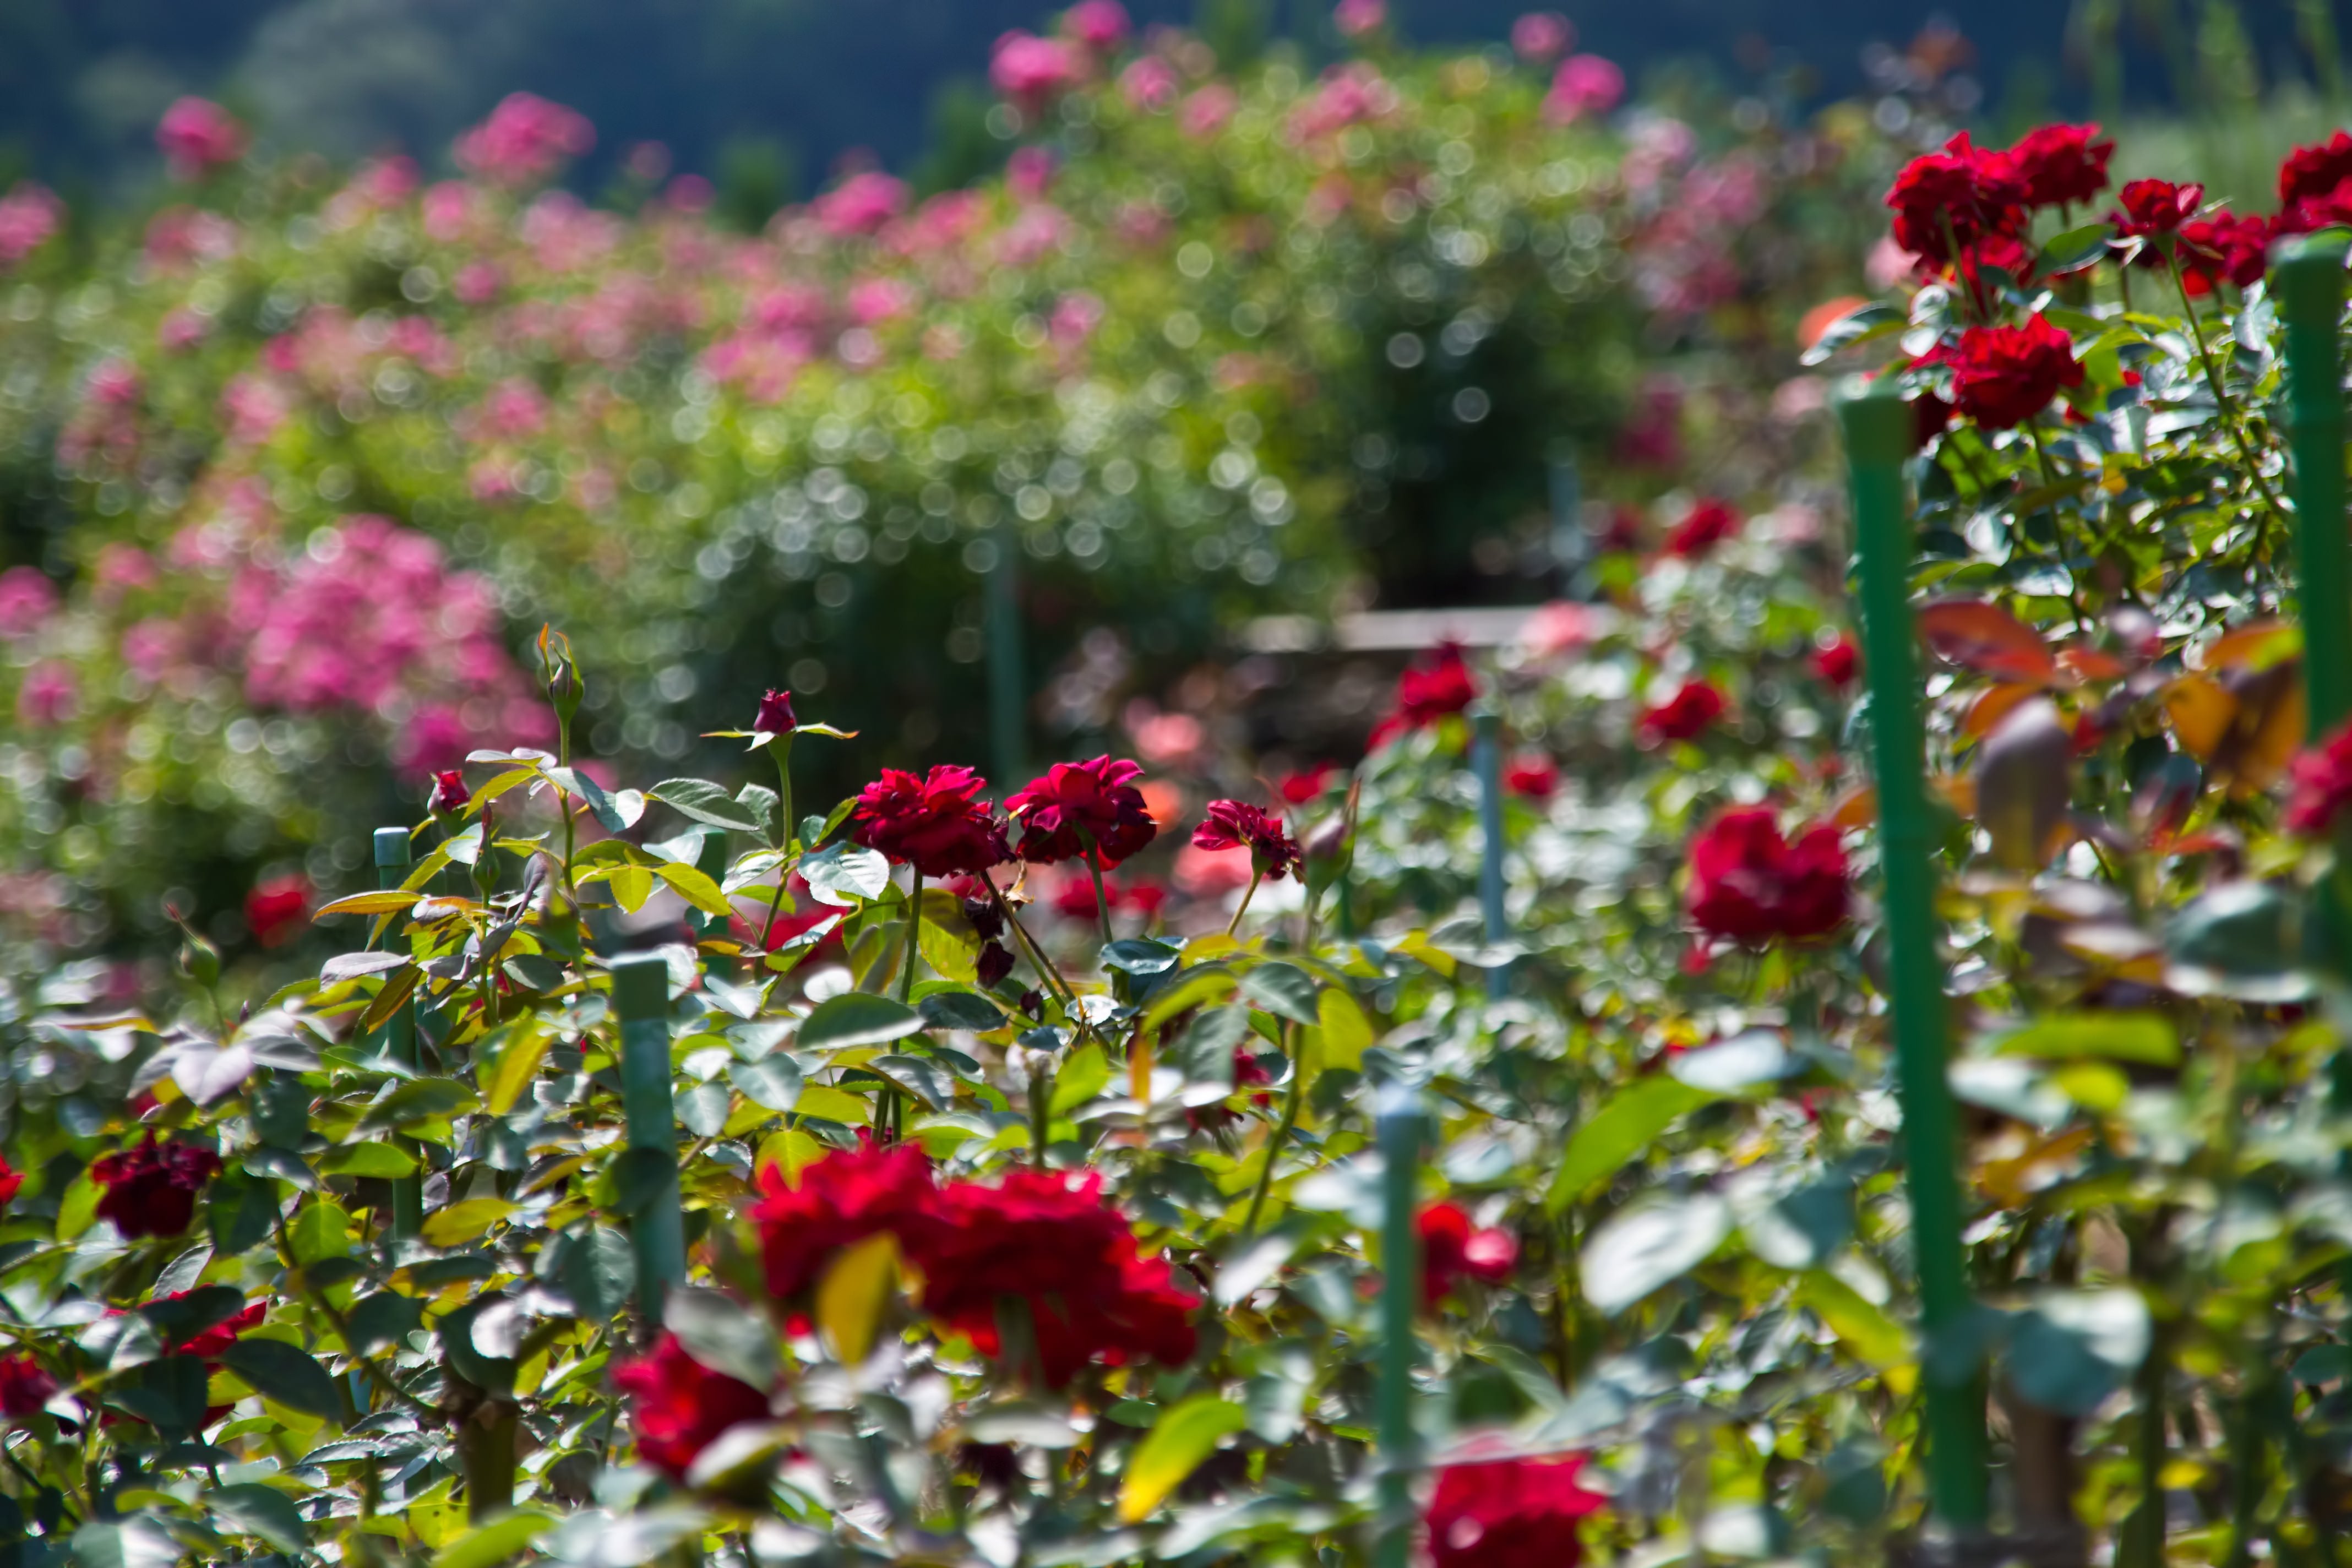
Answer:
[[155, 99, 247, 181], [454, 93, 595, 187], [0, 183, 62, 268], [1544, 55, 1625, 124]]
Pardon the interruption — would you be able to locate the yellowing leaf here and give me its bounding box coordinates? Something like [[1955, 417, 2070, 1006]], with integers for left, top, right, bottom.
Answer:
[[1794, 1271, 1913, 1373], [1315, 988, 1373, 1072], [792, 1085, 873, 1127], [430, 1512, 555, 1568], [421, 1198, 517, 1248], [816, 1232, 900, 1365], [1051, 1043, 1111, 1114], [655, 861, 734, 918], [607, 864, 656, 914], [481, 1020, 553, 1115], [1392, 930, 1456, 978], [315, 889, 426, 918], [1117, 1396, 1249, 1522]]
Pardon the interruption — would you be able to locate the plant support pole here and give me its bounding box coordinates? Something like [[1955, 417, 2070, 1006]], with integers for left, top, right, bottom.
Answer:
[[1836, 383, 1990, 1531], [612, 952, 687, 1327], [2275, 235, 2352, 736], [1374, 1085, 1427, 1568], [1471, 707, 1509, 999], [374, 827, 424, 1242]]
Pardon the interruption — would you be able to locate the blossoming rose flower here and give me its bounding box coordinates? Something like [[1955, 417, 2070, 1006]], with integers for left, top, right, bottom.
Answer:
[[2110, 177, 2203, 251], [1425, 1451, 1607, 1568], [1883, 131, 2024, 265], [616, 1331, 774, 1481], [0, 1353, 56, 1420], [1503, 755, 1559, 799], [1663, 498, 1740, 558], [750, 1139, 946, 1303], [914, 1168, 1197, 1386], [245, 874, 310, 949], [1370, 642, 1479, 747], [1193, 801, 1304, 882], [2280, 132, 2352, 206], [1946, 314, 2083, 430], [1417, 1201, 1518, 1306], [1637, 678, 1725, 744], [2179, 209, 2271, 292], [1685, 807, 1849, 944], [1812, 635, 1860, 689], [2006, 122, 2113, 209], [850, 765, 1011, 880], [1006, 756, 1157, 865], [2285, 722, 2352, 837], [90, 1136, 223, 1239], [155, 98, 247, 179]]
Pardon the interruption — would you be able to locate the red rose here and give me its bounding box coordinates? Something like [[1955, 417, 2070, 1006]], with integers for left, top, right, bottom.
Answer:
[[1193, 801, 1304, 882], [615, 1331, 774, 1481], [750, 1139, 945, 1303], [2286, 722, 2352, 837], [2006, 122, 2113, 209], [1811, 635, 1859, 689], [1006, 756, 1157, 865], [912, 1168, 1196, 1386], [244, 874, 309, 949], [1686, 807, 1849, 944], [1947, 314, 2083, 430], [0, 1153, 20, 1208], [1417, 1201, 1518, 1308], [1370, 643, 1479, 748], [0, 1353, 57, 1420], [2281, 133, 2352, 206], [1277, 762, 1338, 804], [2111, 177, 2202, 251], [849, 764, 1011, 880], [1427, 1451, 1606, 1568], [1637, 679, 1726, 744], [1883, 132, 2024, 265], [1503, 755, 1559, 800], [1663, 499, 1740, 558], [2279, 176, 2352, 238], [753, 688, 798, 736], [2179, 209, 2271, 292], [90, 1136, 222, 1239], [428, 767, 469, 815]]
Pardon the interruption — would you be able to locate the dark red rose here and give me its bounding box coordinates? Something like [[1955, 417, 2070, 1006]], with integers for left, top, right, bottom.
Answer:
[[1948, 314, 2083, 430], [1812, 635, 1859, 689], [1884, 132, 2024, 265], [912, 1168, 1197, 1386], [1637, 679, 1726, 744], [1958, 230, 2037, 285], [2286, 722, 2352, 837], [244, 875, 309, 949], [1193, 801, 1304, 882], [750, 1139, 946, 1302], [1686, 807, 1850, 945], [849, 765, 1011, 880], [1277, 763, 1338, 804], [1370, 643, 1480, 748], [1503, 755, 1558, 800], [615, 1331, 774, 1481], [2006, 122, 2113, 209], [2279, 176, 2352, 238], [1006, 756, 1157, 865], [91, 1136, 222, 1239], [2282, 133, 2352, 206], [1663, 499, 1740, 558], [0, 1353, 57, 1420], [1427, 1451, 1606, 1568], [753, 687, 798, 736], [1417, 1201, 1518, 1308], [2179, 209, 2271, 292], [0, 1153, 20, 1208], [976, 940, 1016, 989], [428, 767, 469, 815], [2111, 178, 2202, 253]]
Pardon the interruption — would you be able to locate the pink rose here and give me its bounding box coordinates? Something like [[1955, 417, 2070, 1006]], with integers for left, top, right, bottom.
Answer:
[[155, 99, 246, 180], [1545, 55, 1625, 124]]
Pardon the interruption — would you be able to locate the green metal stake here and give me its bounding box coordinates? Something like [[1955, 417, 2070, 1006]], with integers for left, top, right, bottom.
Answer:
[[690, 830, 733, 977], [987, 537, 1026, 789], [374, 827, 424, 1242], [1471, 707, 1509, 1000], [612, 952, 686, 1328], [1836, 383, 1990, 1532], [2275, 235, 2352, 737], [1373, 1085, 1427, 1568]]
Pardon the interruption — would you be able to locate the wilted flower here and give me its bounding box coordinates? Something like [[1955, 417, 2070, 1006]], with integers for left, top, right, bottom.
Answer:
[[616, 1332, 774, 1481], [1945, 314, 2083, 429], [1638, 678, 1726, 744], [1418, 1202, 1518, 1306], [1426, 1452, 1607, 1568], [156, 98, 247, 179], [91, 1136, 223, 1239], [850, 765, 1012, 879], [1193, 801, 1304, 882], [1007, 756, 1157, 865], [1685, 807, 1849, 944]]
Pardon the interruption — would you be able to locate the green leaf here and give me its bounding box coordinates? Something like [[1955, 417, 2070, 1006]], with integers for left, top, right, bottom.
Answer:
[[290, 1200, 353, 1263], [648, 777, 765, 831], [56, 1170, 100, 1241], [815, 1233, 899, 1365], [727, 1056, 804, 1112], [1580, 1193, 1733, 1314], [1545, 1079, 1716, 1213], [668, 1287, 782, 1389], [557, 1226, 637, 1321], [218, 1337, 342, 1417], [1103, 939, 1182, 975], [799, 992, 924, 1052], [1239, 961, 1320, 1026], [107, 1354, 208, 1431], [1995, 1011, 2180, 1066], [209, 1483, 308, 1553], [317, 1144, 419, 1179], [799, 841, 892, 906], [1117, 1396, 1249, 1521], [345, 1292, 425, 1355], [656, 861, 736, 918], [607, 863, 656, 914], [2037, 222, 2113, 276], [1794, 1271, 1912, 1370], [71, 1517, 185, 1568], [361, 1077, 480, 1133], [432, 1511, 556, 1568], [1051, 1043, 1112, 1113], [917, 987, 1006, 1032], [2007, 1289, 2151, 1416], [423, 1198, 517, 1247], [206, 1169, 278, 1255], [1798, 302, 1904, 366]]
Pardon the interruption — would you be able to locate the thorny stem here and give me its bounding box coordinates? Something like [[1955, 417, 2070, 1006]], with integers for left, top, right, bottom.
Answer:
[[1239, 1025, 1305, 1236], [2165, 245, 2287, 549]]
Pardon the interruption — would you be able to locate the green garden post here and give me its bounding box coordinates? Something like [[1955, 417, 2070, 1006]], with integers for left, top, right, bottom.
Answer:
[[373, 827, 424, 1242], [987, 538, 1026, 788], [2275, 235, 2352, 735], [1373, 1085, 1427, 1568], [612, 952, 686, 1327], [690, 830, 732, 977], [1836, 384, 1991, 1531], [1471, 707, 1509, 999]]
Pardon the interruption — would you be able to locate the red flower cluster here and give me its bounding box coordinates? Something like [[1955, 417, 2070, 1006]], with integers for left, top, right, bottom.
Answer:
[[1418, 1201, 1518, 1307], [1811, 635, 1859, 689], [849, 764, 1011, 879], [1637, 679, 1725, 744], [614, 1331, 773, 1481], [1663, 498, 1740, 558], [1426, 1452, 1607, 1568], [2285, 722, 2352, 837], [1503, 755, 1559, 800], [0, 1353, 56, 1420], [751, 1146, 1197, 1387], [2179, 210, 2271, 292], [1685, 807, 1849, 945], [244, 874, 309, 949], [1006, 755, 1158, 865], [1943, 314, 2083, 430], [91, 1136, 222, 1239], [1885, 131, 2027, 265], [1192, 801, 1304, 882], [1370, 643, 1479, 748]]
